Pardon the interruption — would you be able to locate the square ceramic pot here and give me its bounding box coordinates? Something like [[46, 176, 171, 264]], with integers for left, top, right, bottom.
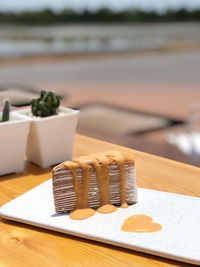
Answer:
[[16, 107, 79, 168], [0, 111, 31, 176]]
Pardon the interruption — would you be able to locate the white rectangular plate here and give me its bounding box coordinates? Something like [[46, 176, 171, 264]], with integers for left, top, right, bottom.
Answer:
[[0, 179, 200, 265]]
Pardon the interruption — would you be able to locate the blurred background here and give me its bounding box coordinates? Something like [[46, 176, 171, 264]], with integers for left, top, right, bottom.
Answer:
[[0, 0, 200, 166]]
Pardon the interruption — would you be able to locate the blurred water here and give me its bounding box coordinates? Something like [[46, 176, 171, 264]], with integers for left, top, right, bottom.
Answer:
[[0, 23, 199, 57]]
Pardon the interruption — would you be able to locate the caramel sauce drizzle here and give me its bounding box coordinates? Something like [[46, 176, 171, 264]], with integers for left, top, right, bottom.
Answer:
[[74, 157, 91, 209], [91, 153, 110, 205], [70, 208, 95, 220], [97, 204, 117, 214], [62, 150, 134, 220], [121, 202, 129, 208]]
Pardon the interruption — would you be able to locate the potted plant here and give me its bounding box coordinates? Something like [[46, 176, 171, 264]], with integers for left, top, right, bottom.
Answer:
[[0, 100, 31, 176], [16, 90, 79, 168]]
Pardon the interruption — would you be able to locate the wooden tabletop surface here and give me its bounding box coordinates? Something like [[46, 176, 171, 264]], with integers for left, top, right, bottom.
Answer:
[[1, 134, 200, 267]]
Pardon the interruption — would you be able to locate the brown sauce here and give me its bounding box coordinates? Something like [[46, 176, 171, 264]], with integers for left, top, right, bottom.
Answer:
[[121, 215, 162, 233], [97, 204, 117, 214], [121, 202, 129, 208], [69, 208, 96, 220], [62, 151, 135, 220]]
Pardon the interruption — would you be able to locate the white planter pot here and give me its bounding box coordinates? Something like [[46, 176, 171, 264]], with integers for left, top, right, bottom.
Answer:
[[16, 107, 79, 168], [0, 112, 31, 176]]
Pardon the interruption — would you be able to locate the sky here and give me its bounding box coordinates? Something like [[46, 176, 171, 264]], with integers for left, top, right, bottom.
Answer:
[[0, 0, 200, 12]]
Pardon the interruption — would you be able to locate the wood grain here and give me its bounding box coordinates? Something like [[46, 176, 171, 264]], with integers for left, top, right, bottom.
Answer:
[[1, 134, 200, 267]]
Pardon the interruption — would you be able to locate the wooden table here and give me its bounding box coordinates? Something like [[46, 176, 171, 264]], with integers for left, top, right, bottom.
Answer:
[[1, 135, 200, 267]]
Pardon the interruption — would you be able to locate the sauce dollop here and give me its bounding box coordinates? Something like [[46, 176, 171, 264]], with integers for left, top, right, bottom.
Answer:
[[97, 204, 117, 214], [121, 202, 129, 208], [70, 208, 96, 220]]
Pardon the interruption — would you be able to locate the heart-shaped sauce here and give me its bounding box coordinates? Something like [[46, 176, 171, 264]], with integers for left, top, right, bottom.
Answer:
[[121, 214, 162, 233]]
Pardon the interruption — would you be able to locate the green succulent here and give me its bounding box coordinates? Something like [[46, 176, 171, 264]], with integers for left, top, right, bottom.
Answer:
[[31, 90, 61, 117], [1, 99, 10, 122]]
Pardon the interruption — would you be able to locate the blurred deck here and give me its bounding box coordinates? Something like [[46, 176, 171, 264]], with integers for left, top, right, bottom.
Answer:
[[0, 51, 200, 165]]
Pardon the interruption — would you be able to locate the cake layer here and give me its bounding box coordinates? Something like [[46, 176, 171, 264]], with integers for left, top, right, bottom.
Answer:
[[52, 151, 137, 213]]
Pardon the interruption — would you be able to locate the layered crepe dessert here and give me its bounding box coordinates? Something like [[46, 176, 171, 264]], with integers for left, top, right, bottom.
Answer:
[[52, 150, 137, 214]]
